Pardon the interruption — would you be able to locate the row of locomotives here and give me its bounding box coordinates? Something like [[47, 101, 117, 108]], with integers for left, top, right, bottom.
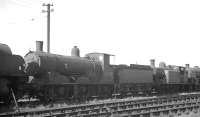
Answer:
[[2, 40, 200, 104], [99, 58, 200, 97], [152, 61, 200, 95], [0, 43, 26, 104], [24, 41, 104, 102], [24, 40, 200, 102]]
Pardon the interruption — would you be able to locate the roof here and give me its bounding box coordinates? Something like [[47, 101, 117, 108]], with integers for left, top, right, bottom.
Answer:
[[86, 52, 115, 56]]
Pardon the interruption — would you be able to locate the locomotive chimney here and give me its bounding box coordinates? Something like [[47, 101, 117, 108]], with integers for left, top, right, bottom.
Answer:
[[150, 59, 155, 68], [36, 41, 43, 52], [71, 46, 80, 57], [185, 64, 190, 68]]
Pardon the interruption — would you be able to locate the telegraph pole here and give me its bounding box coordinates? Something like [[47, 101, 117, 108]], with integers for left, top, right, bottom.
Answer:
[[42, 3, 53, 53]]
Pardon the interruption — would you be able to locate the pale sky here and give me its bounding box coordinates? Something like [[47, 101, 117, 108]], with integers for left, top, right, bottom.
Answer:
[[1, 0, 200, 67]]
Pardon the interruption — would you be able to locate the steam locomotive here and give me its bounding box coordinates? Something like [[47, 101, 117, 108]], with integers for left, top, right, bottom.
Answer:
[[0, 41, 200, 103], [0, 43, 26, 103]]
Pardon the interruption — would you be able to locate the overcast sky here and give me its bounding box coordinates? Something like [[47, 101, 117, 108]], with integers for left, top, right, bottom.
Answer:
[[1, 0, 200, 67]]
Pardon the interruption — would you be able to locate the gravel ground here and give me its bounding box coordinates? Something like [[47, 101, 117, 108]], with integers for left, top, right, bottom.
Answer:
[[18, 96, 156, 111], [162, 110, 200, 117], [177, 112, 200, 117]]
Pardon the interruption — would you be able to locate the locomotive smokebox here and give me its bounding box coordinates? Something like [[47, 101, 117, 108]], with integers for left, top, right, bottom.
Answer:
[[36, 41, 43, 52], [71, 46, 80, 57], [150, 59, 155, 68]]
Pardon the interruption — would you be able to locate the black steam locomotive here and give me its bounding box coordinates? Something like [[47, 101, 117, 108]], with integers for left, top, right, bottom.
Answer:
[[0, 44, 26, 103], [0, 41, 200, 103]]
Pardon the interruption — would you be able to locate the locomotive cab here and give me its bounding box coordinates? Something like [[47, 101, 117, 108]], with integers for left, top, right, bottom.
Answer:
[[85, 53, 114, 71]]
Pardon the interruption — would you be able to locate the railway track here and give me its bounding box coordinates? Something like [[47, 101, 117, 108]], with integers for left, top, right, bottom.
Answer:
[[0, 94, 200, 117]]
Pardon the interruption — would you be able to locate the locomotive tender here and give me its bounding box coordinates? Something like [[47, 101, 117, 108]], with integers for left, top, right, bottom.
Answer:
[[0, 41, 200, 103]]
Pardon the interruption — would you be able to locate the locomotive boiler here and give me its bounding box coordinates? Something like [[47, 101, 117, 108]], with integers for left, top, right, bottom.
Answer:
[[24, 41, 103, 82]]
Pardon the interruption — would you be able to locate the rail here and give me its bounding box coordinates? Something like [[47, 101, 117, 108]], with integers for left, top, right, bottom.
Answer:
[[0, 94, 200, 117]]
